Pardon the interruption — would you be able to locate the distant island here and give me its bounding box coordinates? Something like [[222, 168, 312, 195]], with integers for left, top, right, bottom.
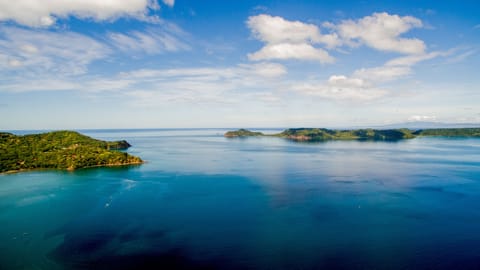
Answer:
[[224, 129, 264, 137], [0, 131, 143, 173], [224, 128, 480, 142]]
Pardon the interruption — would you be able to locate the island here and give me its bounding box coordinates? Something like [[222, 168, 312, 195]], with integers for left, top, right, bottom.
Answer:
[[225, 128, 480, 142], [224, 129, 264, 137], [0, 130, 143, 173]]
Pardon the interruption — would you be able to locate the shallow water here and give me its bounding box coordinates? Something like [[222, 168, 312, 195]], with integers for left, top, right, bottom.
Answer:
[[1, 129, 480, 269]]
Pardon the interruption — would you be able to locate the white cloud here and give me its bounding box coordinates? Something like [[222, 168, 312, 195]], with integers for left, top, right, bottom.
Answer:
[[247, 14, 338, 63], [7, 59, 22, 67], [0, 0, 160, 27], [247, 14, 340, 48], [445, 49, 477, 64], [162, 0, 175, 7], [353, 66, 412, 83], [246, 12, 428, 63], [353, 50, 449, 83], [408, 115, 437, 122], [0, 78, 81, 92], [124, 63, 286, 81], [328, 75, 371, 88], [385, 51, 445, 66], [238, 62, 287, 78], [248, 43, 334, 63], [20, 44, 39, 54], [336, 12, 425, 54], [110, 64, 286, 106], [293, 75, 387, 101], [108, 27, 189, 54], [290, 49, 447, 102], [0, 62, 288, 111], [0, 26, 110, 75]]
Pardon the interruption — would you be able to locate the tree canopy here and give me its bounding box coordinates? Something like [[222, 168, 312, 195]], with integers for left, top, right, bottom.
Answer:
[[0, 131, 143, 173]]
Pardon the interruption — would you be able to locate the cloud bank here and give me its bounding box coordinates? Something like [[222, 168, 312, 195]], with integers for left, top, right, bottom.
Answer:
[[245, 12, 449, 102], [335, 12, 425, 54]]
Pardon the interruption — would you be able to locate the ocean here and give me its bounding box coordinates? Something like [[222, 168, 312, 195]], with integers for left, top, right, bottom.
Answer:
[[1, 129, 480, 269]]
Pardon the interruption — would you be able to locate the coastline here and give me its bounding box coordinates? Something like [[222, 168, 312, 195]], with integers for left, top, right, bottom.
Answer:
[[0, 161, 145, 175], [224, 128, 480, 142]]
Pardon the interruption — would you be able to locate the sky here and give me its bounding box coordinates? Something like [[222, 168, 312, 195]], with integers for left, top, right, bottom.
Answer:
[[0, 0, 479, 129]]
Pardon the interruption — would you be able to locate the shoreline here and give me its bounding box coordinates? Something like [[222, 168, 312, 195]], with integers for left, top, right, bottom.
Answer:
[[224, 128, 480, 142], [0, 161, 145, 175]]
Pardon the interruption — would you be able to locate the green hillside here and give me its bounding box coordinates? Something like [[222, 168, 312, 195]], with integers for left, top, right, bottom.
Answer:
[[277, 128, 415, 141], [225, 127, 480, 142], [224, 129, 264, 137], [413, 128, 480, 137], [0, 131, 143, 173]]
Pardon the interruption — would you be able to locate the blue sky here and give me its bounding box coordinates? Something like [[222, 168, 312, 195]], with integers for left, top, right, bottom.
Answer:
[[0, 0, 479, 129]]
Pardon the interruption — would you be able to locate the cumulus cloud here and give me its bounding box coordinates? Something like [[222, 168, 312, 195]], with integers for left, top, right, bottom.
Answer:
[[299, 46, 449, 102], [248, 43, 334, 63], [0, 0, 161, 27], [247, 14, 340, 47], [242, 12, 438, 102], [246, 12, 428, 64], [247, 14, 338, 63], [290, 49, 447, 102], [336, 12, 425, 54]]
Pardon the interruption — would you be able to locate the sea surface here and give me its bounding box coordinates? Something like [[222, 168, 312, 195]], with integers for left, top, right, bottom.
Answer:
[[1, 129, 480, 269]]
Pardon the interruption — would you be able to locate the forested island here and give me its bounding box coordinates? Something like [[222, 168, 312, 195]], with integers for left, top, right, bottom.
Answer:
[[225, 128, 480, 142], [224, 129, 264, 137], [0, 131, 143, 173]]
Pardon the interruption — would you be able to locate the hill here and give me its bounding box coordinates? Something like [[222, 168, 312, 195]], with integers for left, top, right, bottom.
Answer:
[[224, 129, 264, 137], [0, 131, 143, 173], [225, 127, 480, 142], [277, 128, 415, 141]]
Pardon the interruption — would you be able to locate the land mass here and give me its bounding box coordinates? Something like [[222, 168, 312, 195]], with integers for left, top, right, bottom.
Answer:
[[0, 131, 143, 173], [224, 129, 264, 137], [225, 128, 480, 141]]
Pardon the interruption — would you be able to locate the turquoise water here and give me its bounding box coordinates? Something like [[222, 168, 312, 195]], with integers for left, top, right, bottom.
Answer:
[[1, 129, 480, 269]]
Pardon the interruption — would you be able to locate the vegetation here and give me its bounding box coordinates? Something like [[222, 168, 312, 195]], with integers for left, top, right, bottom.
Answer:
[[413, 128, 480, 137], [225, 127, 480, 142], [277, 128, 415, 141], [224, 129, 264, 137], [0, 131, 143, 173]]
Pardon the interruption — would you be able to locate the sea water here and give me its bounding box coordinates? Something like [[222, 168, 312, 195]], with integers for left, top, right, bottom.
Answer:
[[1, 129, 480, 269]]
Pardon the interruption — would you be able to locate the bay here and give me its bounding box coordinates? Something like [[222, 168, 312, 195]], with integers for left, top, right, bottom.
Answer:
[[1, 129, 480, 269]]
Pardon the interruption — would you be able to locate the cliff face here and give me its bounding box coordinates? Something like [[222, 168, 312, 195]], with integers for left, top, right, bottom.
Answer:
[[0, 131, 143, 173]]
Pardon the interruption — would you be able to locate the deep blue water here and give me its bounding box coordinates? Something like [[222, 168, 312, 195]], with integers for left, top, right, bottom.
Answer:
[[1, 129, 480, 269]]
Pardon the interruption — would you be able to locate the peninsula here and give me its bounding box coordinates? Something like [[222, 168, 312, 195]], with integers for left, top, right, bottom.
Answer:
[[0, 131, 143, 173], [224, 128, 480, 141]]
